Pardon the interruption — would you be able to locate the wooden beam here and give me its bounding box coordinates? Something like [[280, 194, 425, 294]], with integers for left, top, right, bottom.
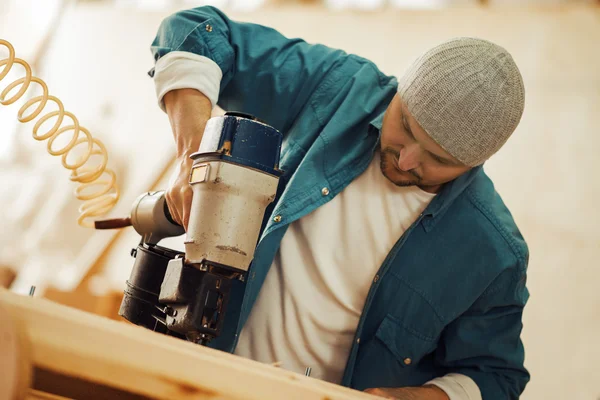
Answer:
[[0, 301, 31, 400], [0, 289, 377, 400]]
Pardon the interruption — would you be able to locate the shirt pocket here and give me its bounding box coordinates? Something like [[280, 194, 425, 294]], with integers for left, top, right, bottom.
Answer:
[[375, 313, 438, 368]]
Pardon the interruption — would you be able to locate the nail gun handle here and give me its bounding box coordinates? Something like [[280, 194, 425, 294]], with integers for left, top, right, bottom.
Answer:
[[131, 191, 185, 244], [94, 191, 184, 245], [94, 217, 132, 230]]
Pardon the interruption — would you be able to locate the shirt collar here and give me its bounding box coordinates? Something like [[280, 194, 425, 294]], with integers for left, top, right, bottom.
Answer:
[[369, 110, 385, 134]]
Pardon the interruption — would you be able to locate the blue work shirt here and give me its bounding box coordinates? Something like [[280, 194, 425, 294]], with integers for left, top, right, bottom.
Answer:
[[151, 6, 530, 399]]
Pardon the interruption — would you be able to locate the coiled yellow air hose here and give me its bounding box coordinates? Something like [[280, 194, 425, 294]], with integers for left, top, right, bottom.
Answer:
[[0, 39, 119, 228]]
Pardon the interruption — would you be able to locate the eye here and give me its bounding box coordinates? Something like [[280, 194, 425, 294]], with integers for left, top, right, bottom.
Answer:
[[402, 114, 414, 138], [431, 153, 450, 165]]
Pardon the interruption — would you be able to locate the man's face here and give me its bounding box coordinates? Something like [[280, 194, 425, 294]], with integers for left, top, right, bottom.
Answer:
[[379, 94, 472, 193]]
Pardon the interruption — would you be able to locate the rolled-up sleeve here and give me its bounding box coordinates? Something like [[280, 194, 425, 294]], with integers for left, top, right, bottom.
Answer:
[[153, 51, 222, 111], [427, 373, 482, 400], [434, 267, 530, 399]]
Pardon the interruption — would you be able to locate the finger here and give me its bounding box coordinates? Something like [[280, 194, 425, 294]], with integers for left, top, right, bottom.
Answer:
[[363, 388, 391, 398], [165, 192, 183, 227], [182, 188, 193, 231], [182, 210, 189, 232], [168, 201, 182, 227]]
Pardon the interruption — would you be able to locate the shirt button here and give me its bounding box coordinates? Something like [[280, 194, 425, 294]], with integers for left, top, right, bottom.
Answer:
[[373, 274, 379, 283], [273, 215, 282, 223], [403, 358, 412, 365], [356, 338, 361, 344], [205, 24, 213, 32], [321, 187, 330, 196]]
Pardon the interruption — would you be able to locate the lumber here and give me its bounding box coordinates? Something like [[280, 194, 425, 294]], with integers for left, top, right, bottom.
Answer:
[[0, 289, 377, 400]]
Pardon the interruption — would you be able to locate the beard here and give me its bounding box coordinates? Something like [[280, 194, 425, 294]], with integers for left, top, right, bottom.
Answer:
[[379, 146, 421, 187]]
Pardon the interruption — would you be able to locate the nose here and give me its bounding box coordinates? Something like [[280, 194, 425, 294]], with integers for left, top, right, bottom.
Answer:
[[397, 144, 421, 171]]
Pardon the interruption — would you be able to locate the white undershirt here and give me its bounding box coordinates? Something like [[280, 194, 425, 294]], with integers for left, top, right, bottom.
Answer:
[[235, 150, 436, 383], [154, 52, 482, 400]]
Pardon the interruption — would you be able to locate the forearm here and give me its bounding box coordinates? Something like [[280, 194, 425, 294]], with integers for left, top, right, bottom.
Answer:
[[163, 88, 212, 158], [365, 385, 450, 400]]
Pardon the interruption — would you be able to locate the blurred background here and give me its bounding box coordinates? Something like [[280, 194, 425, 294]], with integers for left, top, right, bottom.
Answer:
[[0, 0, 598, 398]]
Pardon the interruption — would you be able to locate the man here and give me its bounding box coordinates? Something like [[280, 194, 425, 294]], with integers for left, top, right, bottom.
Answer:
[[150, 6, 529, 399]]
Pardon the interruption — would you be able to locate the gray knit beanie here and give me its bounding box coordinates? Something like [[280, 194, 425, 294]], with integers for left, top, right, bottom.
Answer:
[[397, 37, 525, 167]]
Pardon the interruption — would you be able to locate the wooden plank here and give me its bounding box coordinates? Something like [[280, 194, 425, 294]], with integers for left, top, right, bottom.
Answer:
[[0, 289, 377, 400], [0, 301, 32, 400]]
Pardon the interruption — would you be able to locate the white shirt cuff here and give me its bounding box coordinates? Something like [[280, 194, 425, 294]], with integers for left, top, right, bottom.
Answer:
[[426, 373, 482, 400], [152, 51, 223, 112]]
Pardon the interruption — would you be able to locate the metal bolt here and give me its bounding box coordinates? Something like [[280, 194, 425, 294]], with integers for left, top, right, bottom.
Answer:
[[205, 24, 213, 32], [273, 215, 282, 223], [321, 187, 330, 196]]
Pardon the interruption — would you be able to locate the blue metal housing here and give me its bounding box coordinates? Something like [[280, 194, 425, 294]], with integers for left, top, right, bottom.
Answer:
[[200, 112, 283, 176]]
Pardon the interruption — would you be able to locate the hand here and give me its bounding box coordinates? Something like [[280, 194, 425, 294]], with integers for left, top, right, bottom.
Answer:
[[364, 385, 449, 400], [165, 153, 195, 230], [365, 387, 406, 399], [162, 88, 212, 230]]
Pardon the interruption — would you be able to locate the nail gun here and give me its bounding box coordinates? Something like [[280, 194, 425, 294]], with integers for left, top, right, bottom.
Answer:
[[96, 112, 282, 345]]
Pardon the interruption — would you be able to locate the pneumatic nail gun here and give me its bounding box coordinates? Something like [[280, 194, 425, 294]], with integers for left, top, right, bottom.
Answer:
[[96, 112, 282, 345]]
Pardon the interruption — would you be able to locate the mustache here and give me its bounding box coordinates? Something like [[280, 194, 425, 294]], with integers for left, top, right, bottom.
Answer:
[[381, 147, 421, 180]]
